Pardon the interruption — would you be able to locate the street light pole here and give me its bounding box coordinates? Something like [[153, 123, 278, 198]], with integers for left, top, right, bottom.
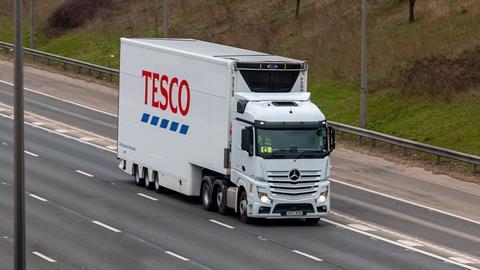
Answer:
[[360, 0, 368, 128], [163, 0, 169, 38], [29, 0, 35, 49], [14, 0, 26, 269]]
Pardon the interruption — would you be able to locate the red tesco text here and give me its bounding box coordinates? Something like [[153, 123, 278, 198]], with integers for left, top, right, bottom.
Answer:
[[142, 70, 191, 116]]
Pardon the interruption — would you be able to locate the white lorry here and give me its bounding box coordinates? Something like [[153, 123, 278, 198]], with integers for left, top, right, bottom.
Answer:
[[117, 38, 335, 224]]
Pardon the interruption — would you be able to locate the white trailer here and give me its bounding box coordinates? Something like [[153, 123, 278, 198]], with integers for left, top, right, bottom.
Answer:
[[118, 38, 335, 224]]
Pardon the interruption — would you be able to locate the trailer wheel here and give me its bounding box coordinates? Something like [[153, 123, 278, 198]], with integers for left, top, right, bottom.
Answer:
[[144, 171, 154, 190], [215, 183, 229, 215], [134, 167, 144, 186], [304, 218, 320, 225], [201, 180, 214, 211], [238, 190, 252, 224]]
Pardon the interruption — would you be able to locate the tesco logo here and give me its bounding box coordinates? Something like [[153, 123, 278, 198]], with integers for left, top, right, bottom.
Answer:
[[142, 69, 191, 116]]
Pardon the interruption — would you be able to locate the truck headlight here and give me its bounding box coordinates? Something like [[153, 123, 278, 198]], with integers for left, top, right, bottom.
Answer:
[[257, 187, 272, 204], [316, 187, 329, 203]]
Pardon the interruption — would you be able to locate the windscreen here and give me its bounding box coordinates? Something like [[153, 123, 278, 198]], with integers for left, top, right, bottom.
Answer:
[[256, 128, 328, 159], [240, 70, 299, 92]]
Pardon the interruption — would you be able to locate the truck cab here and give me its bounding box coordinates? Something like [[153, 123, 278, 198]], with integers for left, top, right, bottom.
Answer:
[[230, 92, 335, 223]]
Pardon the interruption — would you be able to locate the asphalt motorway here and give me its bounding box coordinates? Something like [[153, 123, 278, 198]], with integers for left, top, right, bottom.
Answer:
[[0, 114, 467, 270], [0, 80, 479, 269]]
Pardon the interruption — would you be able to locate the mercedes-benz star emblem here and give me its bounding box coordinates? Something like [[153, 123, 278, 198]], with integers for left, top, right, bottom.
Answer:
[[288, 169, 301, 181]]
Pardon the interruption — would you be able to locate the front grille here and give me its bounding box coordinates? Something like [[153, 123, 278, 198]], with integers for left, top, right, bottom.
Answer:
[[267, 170, 321, 198], [273, 204, 315, 214]]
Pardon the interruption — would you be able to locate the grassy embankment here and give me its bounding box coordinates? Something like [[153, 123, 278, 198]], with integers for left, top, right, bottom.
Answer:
[[0, 0, 478, 156]]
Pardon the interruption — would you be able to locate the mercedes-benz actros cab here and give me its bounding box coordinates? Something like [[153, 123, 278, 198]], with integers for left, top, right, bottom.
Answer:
[[117, 38, 335, 224]]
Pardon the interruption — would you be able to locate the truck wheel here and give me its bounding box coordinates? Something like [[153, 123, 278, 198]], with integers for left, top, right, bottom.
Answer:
[[239, 190, 252, 224], [144, 171, 154, 190], [201, 181, 214, 211], [216, 184, 229, 215], [134, 167, 144, 186], [304, 218, 320, 225]]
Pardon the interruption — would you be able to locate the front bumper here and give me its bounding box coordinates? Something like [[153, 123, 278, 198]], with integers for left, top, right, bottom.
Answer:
[[246, 195, 330, 219]]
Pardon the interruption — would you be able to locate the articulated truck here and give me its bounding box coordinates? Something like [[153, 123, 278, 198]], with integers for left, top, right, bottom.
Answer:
[[117, 38, 335, 224]]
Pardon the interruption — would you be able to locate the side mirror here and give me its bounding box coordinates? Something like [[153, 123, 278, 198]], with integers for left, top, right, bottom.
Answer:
[[241, 127, 254, 156], [328, 127, 336, 152]]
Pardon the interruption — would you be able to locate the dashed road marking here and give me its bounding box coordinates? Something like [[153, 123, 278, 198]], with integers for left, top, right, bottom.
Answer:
[[80, 137, 96, 142], [397, 240, 423, 247], [107, 145, 117, 150], [92, 221, 121, 233], [2, 182, 11, 186], [137, 193, 158, 201], [209, 219, 235, 229], [292, 250, 323, 262], [348, 223, 376, 231], [32, 122, 45, 126], [75, 170, 94, 178], [54, 129, 70, 133], [28, 193, 48, 202], [324, 218, 479, 270], [32, 251, 56, 263], [1, 142, 7, 146], [449, 257, 476, 265], [331, 178, 480, 225], [24, 150, 39, 157], [165, 251, 190, 261]]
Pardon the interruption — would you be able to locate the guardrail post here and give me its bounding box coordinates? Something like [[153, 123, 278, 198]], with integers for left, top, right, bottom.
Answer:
[[78, 66, 81, 73], [389, 144, 394, 153], [371, 138, 376, 148], [474, 164, 478, 174], [109, 73, 113, 82], [47, 58, 50, 65], [63, 62, 66, 70], [436, 155, 441, 164], [403, 147, 408, 156]]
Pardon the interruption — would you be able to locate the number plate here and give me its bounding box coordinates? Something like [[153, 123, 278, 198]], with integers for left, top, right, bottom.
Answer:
[[286, 211, 303, 216]]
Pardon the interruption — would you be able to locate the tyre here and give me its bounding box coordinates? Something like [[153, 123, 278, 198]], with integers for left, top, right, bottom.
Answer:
[[215, 183, 229, 215], [134, 166, 145, 186], [201, 180, 214, 211], [238, 190, 252, 224], [304, 218, 320, 225], [144, 171, 154, 190]]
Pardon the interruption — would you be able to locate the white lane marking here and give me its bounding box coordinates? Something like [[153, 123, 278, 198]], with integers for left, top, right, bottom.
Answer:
[[0, 80, 118, 117], [32, 251, 56, 263], [75, 170, 94, 178], [165, 251, 190, 261], [80, 137, 96, 142], [137, 193, 158, 201], [2, 182, 11, 186], [54, 129, 70, 133], [397, 239, 423, 247], [92, 221, 121, 233], [331, 178, 480, 225], [323, 218, 479, 270], [32, 122, 45, 126], [348, 223, 376, 231], [24, 150, 39, 157], [449, 257, 476, 264], [292, 250, 323, 262], [209, 219, 235, 229], [1, 142, 7, 146], [0, 112, 116, 154], [28, 193, 48, 202], [107, 145, 117, 150]]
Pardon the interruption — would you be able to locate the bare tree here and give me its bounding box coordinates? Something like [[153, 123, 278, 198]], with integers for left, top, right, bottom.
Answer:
[[295, 0, 300, 18], [409, 0, 416, 22]]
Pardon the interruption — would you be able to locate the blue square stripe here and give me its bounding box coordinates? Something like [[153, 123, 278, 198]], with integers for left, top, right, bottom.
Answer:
[[150, 116, 159, 126], [179, 125, 189, 135], [170, 121, 179, 132], [160, 119, 169, 128], [141, 113, 150, 123]]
